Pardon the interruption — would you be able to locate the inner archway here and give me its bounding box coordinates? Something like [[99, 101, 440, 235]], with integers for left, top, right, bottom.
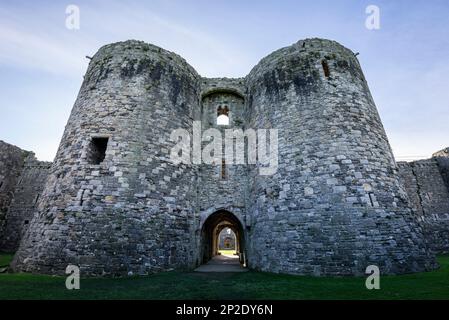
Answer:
[[218, 227, 237, 255], [200, 210, 246, 267]]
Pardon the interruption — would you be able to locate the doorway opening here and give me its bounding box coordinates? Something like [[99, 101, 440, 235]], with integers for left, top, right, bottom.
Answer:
[[218, 227, 237, 256], [200, 210, 246, 267]]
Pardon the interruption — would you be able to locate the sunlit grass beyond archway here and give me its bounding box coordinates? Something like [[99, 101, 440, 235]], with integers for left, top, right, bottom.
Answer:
[[218, 249, 237, 256]]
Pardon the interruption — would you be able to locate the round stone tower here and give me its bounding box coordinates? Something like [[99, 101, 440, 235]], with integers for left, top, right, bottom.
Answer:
[[12, 40, 201, 275], [245, 38, 436, 275]]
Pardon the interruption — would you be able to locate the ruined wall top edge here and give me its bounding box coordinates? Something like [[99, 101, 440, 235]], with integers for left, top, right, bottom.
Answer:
[[87, 38, 355, 82], [433, 148, 449, 158], [200, 78, 246, 99], [398, 158, 445, 167], [86, 40, 201, 85], [246, 38, 357, 80]]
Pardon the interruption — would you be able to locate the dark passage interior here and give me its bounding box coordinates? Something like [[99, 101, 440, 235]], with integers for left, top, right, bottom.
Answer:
[[201, 210, 246, 266], [88, 137, 108, 165]]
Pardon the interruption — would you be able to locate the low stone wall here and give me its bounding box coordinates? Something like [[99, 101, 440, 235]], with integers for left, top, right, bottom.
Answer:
[[0, 141, 30, 250], [433, 148, 449, 192], [0, 155, 51, 252], [398, 159, 449, 253]]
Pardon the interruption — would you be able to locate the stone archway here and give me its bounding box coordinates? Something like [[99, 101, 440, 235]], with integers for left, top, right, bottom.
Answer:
[[200, 210, 246, 266]]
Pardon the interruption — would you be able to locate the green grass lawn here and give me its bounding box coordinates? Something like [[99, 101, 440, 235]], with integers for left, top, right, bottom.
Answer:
[[1, 253, 448, 300]]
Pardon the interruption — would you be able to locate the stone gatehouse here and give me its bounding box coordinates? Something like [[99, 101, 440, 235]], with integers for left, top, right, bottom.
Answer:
[[1, 38, 448, 276]]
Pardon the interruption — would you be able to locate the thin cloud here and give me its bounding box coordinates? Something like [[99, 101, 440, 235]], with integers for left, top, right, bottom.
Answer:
[[80, 1, 251, 77], [0, 25, 85, 76]]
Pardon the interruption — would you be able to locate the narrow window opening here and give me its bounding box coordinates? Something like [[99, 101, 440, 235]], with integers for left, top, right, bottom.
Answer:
[[79, 189, 86, 206], [368, 193, 375, 207], [88, 137, 109, 165], [217, 105, 230, 126], [34, 193, 40, 205], [321, 60, 330, 78], [221, 159, 226, 180]]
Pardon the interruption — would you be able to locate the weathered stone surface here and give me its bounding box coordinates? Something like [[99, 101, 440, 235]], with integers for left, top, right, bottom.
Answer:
[[8, 38, 441, 276], [433, 148, 449, 192], [0, 141, 51, 253], [244, 38, 435, 275], [0, 154, 51, 252], [12, 40, 200, 276], [0, 141, 32, 250], [398, 158, 449, 253]]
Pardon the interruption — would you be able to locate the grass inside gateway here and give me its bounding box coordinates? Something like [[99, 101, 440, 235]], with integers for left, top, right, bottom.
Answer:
[[218, 250, 237, 256], [0, 253, 448, 300]]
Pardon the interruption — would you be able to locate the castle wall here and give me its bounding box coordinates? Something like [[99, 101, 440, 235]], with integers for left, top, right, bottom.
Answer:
[[398, 159, 449, 253], [12, 40, 202, 275], [397, 162, 424, 219], [0, 141, 30, 249], [195, 78, 250, 263], [0, 155, 51, 252], [245, 38, 434, 275], [197, 79, 248, 214], [433, 148, 449, 192]]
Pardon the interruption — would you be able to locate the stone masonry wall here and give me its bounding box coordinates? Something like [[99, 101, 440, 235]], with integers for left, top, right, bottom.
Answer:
[[245, 38, 434, 275], [196, 78, 250, 264], [13, 40, 202, 275], [12, 38, 439, 276], [398, 159, 449, 253], [433, 148, 449, 192], [197, 79, 248, 215], [0, 141, 30, 248], [0, 154, 51, 252], [397, 162, 424, 221]]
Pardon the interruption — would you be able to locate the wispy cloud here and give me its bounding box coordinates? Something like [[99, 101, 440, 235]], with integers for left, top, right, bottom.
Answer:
[[0, 25, 85, 76], [0, 5, 91, 77], [0, 1, 252, 78], [78, 0, 252, 77]]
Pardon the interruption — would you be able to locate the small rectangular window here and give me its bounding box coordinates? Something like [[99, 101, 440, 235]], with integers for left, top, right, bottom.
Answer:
[[88, 137, 109, 165]]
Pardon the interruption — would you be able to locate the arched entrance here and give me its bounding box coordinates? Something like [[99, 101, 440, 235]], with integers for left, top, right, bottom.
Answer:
[[200, 210, 246, 266], [218, 227, 237, 251]]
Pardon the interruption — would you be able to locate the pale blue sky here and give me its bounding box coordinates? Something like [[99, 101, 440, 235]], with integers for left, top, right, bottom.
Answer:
[[0, 0, 448, 161]]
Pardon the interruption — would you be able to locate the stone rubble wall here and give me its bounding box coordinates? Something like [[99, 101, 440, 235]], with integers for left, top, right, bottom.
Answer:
[[433, 148, 449, 192], [0, 141, 31, 250], [10, 38, 441, 276], [197, 78, 248, 217], [245, 38, 435, 275], [0, 155, 51, 252], [0, 142, 51, 253], [196, 78, 250, 263], [12, 40, 202, 275], [398, 158, 449, 253]]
